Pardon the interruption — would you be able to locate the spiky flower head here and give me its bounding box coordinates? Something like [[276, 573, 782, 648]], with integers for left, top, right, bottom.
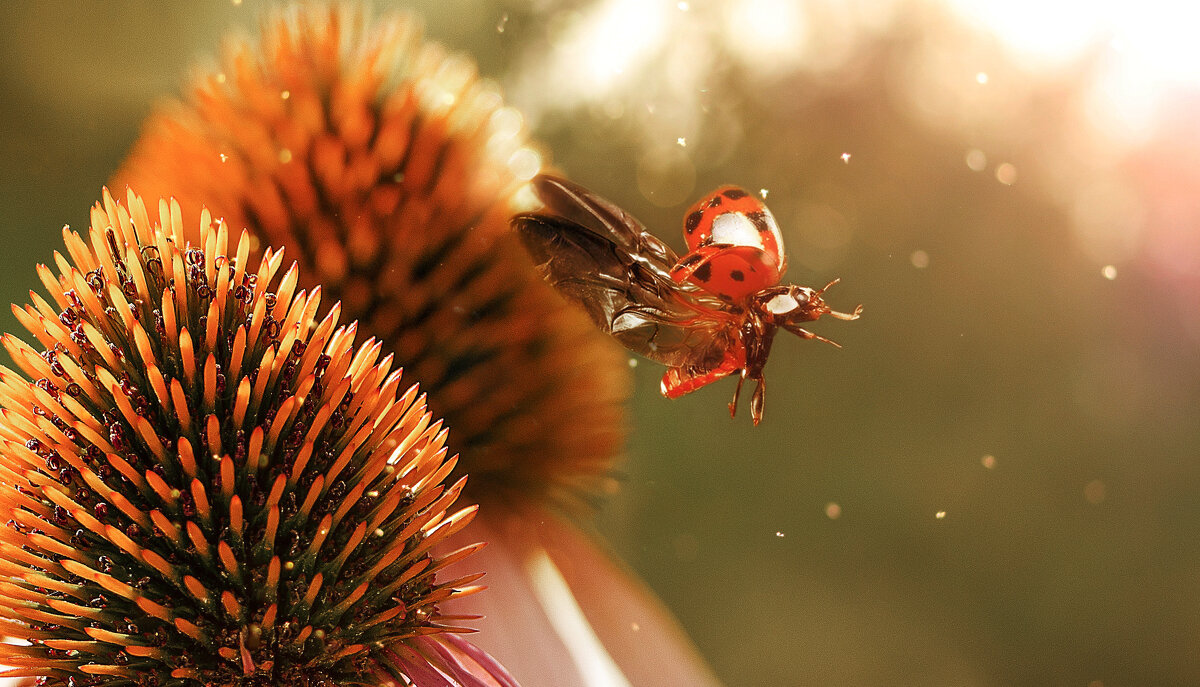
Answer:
[[115, 4, 628, 509], [0, 190, 510, 686]]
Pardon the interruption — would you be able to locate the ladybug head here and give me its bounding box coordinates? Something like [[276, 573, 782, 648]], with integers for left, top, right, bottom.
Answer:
[[756, 280, 862, 326]]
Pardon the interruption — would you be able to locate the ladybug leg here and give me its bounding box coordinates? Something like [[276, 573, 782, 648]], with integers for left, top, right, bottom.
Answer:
[[782, 323, 842, 348], [728, 372, 745, 418], [750, 375, 766, 426]]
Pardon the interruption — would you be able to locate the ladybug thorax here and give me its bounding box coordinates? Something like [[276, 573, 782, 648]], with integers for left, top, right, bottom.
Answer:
[[764, 291, 804, 315]]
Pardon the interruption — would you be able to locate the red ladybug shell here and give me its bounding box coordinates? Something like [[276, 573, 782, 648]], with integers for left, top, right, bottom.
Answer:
[[671, 186, 787, 301]]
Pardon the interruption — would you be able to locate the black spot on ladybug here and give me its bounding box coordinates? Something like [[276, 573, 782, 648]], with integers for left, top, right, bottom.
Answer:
[[679, 253, 702, 266], [746, 210, 770, 233], [693, 262, 713, 282], [723, 188, 749, 200], [685, 211, 703, 234], [706, 196, 723, 209], [730, 270, 745, 281]]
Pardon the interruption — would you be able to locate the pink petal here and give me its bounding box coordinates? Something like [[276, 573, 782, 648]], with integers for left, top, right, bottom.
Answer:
[[415, 635, 509, 687], [382, 645, 457, 687], [440, 633, 522, 687], [439, 501, 723, 687]]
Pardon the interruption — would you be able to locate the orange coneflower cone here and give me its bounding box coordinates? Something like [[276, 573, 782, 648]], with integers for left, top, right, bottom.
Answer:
[[113, 4, 630, 512], [113, 5, 721, 685], [0, 190, 515, 686]]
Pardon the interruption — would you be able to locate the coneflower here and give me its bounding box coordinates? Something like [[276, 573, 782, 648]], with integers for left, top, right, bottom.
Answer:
[[115, 6, 722, 686], [0, 190, 514, 686], [115, 4, 628, 509]]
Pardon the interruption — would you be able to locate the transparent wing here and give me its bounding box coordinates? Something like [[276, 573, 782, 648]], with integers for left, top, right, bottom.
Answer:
[[514, 176, 735, 369]]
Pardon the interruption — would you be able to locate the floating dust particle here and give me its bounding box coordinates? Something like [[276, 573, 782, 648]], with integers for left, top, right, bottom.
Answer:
[[824, 502, 841, 519], [935, 511, 947, 519], [219, 153, 229, 162], [1102, 265, 1118, 280], [278, 148, 293, 164], [628, 358, 638, 368], [910, 250, 930, 268], [995, 162, 1017, 185], [1084, 479, 1106, 504], [677, 137, 687, 147], [497, 13, 508, 33], [759, 188, 769, 199], [678, 1, 690, 10], [841, 152, 851, 163], [281, 90, 291, 100], [981, 454, 996, 469], [965, 148, 987, 171], [976, 71, 989, 84], [775, 531, 785, 537], [216, 72, 226, 83], [631, 622, 641, 632]]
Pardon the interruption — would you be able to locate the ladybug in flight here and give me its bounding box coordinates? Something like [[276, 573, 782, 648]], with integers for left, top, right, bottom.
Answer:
[[513, 175, 862, 425]]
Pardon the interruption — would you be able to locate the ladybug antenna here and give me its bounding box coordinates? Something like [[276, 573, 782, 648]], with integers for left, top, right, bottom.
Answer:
[[815, 278, 841, 295], [814, 278, 863, 321]]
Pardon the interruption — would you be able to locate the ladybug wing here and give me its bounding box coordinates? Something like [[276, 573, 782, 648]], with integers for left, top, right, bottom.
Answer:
[[672, 244, 784, 299], [531, 175, 678, 282], [514, 177, 734, 369]]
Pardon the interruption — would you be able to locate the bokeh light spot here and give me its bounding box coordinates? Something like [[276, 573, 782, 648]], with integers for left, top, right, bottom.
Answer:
[[995, 162, 1017, 185], [965, 148, 987, 171], [508, 147, 542, 181]]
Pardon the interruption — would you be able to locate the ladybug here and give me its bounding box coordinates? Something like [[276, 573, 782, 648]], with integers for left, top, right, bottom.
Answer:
[[513, 175, 861, 425]]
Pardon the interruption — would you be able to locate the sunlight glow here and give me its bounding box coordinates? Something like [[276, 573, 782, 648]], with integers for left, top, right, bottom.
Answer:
[[946, 0, 1200, 138], [574, 0, 669, 93], [723, 0, 807, 68]]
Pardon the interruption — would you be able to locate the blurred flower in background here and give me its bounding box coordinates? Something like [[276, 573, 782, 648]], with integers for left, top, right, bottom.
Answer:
[[1, 1, 1199, 686], [114, 3, 629, 513]]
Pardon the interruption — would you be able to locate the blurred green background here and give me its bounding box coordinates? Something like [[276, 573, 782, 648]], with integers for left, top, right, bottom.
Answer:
[[2, 2, 1198, 685]]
